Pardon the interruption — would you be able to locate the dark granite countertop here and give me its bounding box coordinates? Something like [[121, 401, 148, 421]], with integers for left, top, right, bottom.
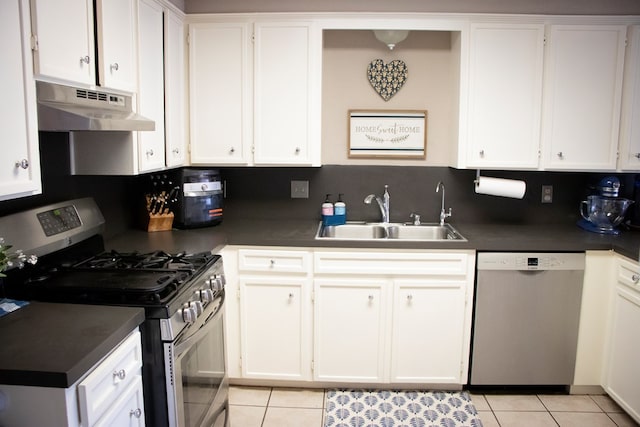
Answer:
[[0, 302, 145, 388], [106, 219, 639, 261]]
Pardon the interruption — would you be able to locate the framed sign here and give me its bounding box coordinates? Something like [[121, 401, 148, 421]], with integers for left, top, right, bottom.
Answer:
[[348, 110, 427, 159]]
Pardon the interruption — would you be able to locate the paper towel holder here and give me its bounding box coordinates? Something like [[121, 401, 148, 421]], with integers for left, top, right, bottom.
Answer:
[[473, 169, 527, 199]]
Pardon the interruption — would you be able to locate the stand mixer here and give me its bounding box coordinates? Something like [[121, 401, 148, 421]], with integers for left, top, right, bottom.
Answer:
[[578, 176, 634, 235]]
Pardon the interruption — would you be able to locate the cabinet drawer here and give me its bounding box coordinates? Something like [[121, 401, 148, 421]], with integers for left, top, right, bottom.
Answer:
[[238, 249, 311, 274], [314, 251, 471, 276], [618, 256, 640, 293], [78, 330, 143, 426]]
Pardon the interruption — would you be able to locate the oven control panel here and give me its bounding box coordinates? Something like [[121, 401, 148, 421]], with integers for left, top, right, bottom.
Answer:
[[37, 205, 82, 236]]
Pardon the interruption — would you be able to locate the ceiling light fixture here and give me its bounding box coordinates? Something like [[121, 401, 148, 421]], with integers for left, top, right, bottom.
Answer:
[[373, 30, 410, 50]]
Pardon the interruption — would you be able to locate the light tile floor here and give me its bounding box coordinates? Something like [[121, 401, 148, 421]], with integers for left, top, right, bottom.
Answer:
[[229, 386, 640, 427]]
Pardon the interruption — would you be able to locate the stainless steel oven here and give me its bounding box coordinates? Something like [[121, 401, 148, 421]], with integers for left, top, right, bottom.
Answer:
[[164, 270, 228, 427]]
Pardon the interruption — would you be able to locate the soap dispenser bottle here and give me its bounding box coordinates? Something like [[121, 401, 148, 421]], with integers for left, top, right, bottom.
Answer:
[[322, 194, 334, 226], [334, 193, 346, 225]]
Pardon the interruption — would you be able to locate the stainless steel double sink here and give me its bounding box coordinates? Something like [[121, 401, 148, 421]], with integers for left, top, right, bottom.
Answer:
[[315, 221, 467, 241]]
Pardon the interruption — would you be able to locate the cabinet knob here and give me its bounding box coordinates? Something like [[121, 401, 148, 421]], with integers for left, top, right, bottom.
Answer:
[[634, 153, 640, 159], [146, 149, 154, 157], [288, 293, 294, 298], [110, 62, 119, 72], [557, 151, 564, 159], [368, 295, 374, 301], [269, 259, 275, 268], [130, 408, 142, 418], [113, 369, 126, 381], [80, 55, 90, 65], [407, 294, 413, 301], [15, 159, 29, 169], [479, 150, 485, 158], [172, 148, 180, 154], [295, 147, 300, 155], [632, 274, 639, 284], [229, 147, 235, 154]]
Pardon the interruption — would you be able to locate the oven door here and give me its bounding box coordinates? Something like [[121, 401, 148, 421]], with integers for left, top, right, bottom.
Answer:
[[165, 291, 228, 427]]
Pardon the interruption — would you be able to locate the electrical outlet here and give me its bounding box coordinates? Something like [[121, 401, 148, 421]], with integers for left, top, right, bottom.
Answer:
[[291, 180, 309, 199], [541, 185, 553, 203]]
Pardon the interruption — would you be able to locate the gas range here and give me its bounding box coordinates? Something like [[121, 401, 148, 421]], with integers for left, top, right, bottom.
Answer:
[[0, 198, 228, 427]]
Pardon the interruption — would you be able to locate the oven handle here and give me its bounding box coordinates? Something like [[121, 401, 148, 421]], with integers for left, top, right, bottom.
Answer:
[[174, 292, 224, 358]]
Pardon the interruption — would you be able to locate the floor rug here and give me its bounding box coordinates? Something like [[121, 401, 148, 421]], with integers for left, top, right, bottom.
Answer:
[[324, 389, 483, 427]]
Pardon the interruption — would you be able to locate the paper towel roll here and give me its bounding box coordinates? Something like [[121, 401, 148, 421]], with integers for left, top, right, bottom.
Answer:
[[475, 176, 526, 199]]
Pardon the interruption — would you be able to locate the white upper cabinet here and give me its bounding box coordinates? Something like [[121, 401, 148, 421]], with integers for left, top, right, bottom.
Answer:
[[253, 21, 321, 165], [189, 22, 253, 165], [30, 0, 95, 86], [0, 0, 41, 201], [95, 0, 138, 92], [189, 19, 321, 166], [137, 0, 166, 172], [165, 10, 188, 168], [541, 25, 627, 170], [463, 23, 544, 169], [31, 0, 137, 92], [619, 25, 640, 171]]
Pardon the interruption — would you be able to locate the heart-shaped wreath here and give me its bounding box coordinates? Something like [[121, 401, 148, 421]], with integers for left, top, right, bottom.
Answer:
[[367, 59, 408, 101]]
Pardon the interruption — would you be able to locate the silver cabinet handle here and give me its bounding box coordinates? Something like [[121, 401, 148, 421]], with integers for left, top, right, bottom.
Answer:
[[110, 62, 119, 72], [632, 274, 640, 284], [146, 149, 154, 157], [269, 259, 275, 268], [368, 295, 374, 301], [288, 293, 294, 298], [113, 369, 126, 381], [15, 159, 29, 169], [479, 149, 485, 157], [80, 55, 90, 65], [634, 153, 640, 159], [130, 408, 142, 418], [407, 294, 413, 301], [557, 152, 564, 159], [229, 147, 235, 154], [295, 147, 300, 154], [172, 148, 180, 154]]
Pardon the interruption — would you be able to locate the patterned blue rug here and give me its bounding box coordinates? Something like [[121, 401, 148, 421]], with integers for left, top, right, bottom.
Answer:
[[324, 389, 483, 427]]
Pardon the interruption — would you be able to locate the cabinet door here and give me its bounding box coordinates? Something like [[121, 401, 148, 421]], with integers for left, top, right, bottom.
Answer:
[[604, 284, 640, 423], [253, 22, 321, 166], [619, 25, 640, 171], [165, 10, 187, 167], [0, 0, 41, 201], [95, 0, 137, 92], [137, 0, 166, 172], [391, 279, 467, 384], [240, 278, 312, 380], [314, 278, 388, 382], [30, 0, 95, 85], [464, 23, 544, 169], [542, 25, 626, 170], [189, 22, 252, 165], [94, 379, 145, 427]]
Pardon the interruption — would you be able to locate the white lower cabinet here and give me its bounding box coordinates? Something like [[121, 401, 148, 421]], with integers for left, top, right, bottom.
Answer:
[[314, 278, 389, 383], [391, 278, 468, 384], [239, 277, 312, 380], [226, 247, 475, 387], [0, 329, 144, 427], [603, 255, 640, 423]]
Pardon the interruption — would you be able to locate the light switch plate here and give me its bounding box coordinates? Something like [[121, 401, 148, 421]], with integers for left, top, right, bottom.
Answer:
[[291, 180, 309, 199], [542, 185, 553, 203]]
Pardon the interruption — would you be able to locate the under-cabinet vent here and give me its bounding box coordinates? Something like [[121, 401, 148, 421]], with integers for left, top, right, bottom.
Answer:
[[75, 89, 108, 102]]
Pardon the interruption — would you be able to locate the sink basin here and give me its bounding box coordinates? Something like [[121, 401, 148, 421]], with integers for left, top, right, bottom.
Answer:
[[316, 222, 466, 241]]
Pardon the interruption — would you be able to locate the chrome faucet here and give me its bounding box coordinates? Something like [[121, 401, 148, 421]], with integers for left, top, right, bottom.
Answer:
[[435, 181, 452, 226], [364, 185, 390, 223]]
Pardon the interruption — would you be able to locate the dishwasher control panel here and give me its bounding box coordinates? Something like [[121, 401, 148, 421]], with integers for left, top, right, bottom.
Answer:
[[477, 252, 586, 271]]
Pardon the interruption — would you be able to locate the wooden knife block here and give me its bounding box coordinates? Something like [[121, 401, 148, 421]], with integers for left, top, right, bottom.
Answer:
[[145, 212, 174, 232]]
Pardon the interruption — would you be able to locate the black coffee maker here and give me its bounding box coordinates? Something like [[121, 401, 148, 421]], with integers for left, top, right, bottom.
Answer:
[[173, 168, 223, 229]]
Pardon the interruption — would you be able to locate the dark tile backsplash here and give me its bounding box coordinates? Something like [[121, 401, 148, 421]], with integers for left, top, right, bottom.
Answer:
[[1, 133, 638, 238]]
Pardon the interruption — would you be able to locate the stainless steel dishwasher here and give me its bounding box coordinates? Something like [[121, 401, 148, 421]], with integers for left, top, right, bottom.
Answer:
[[470, 252, 585, 387]]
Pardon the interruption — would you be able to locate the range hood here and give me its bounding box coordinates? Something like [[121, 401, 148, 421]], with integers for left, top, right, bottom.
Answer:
[[36, 81, 155, 132]]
